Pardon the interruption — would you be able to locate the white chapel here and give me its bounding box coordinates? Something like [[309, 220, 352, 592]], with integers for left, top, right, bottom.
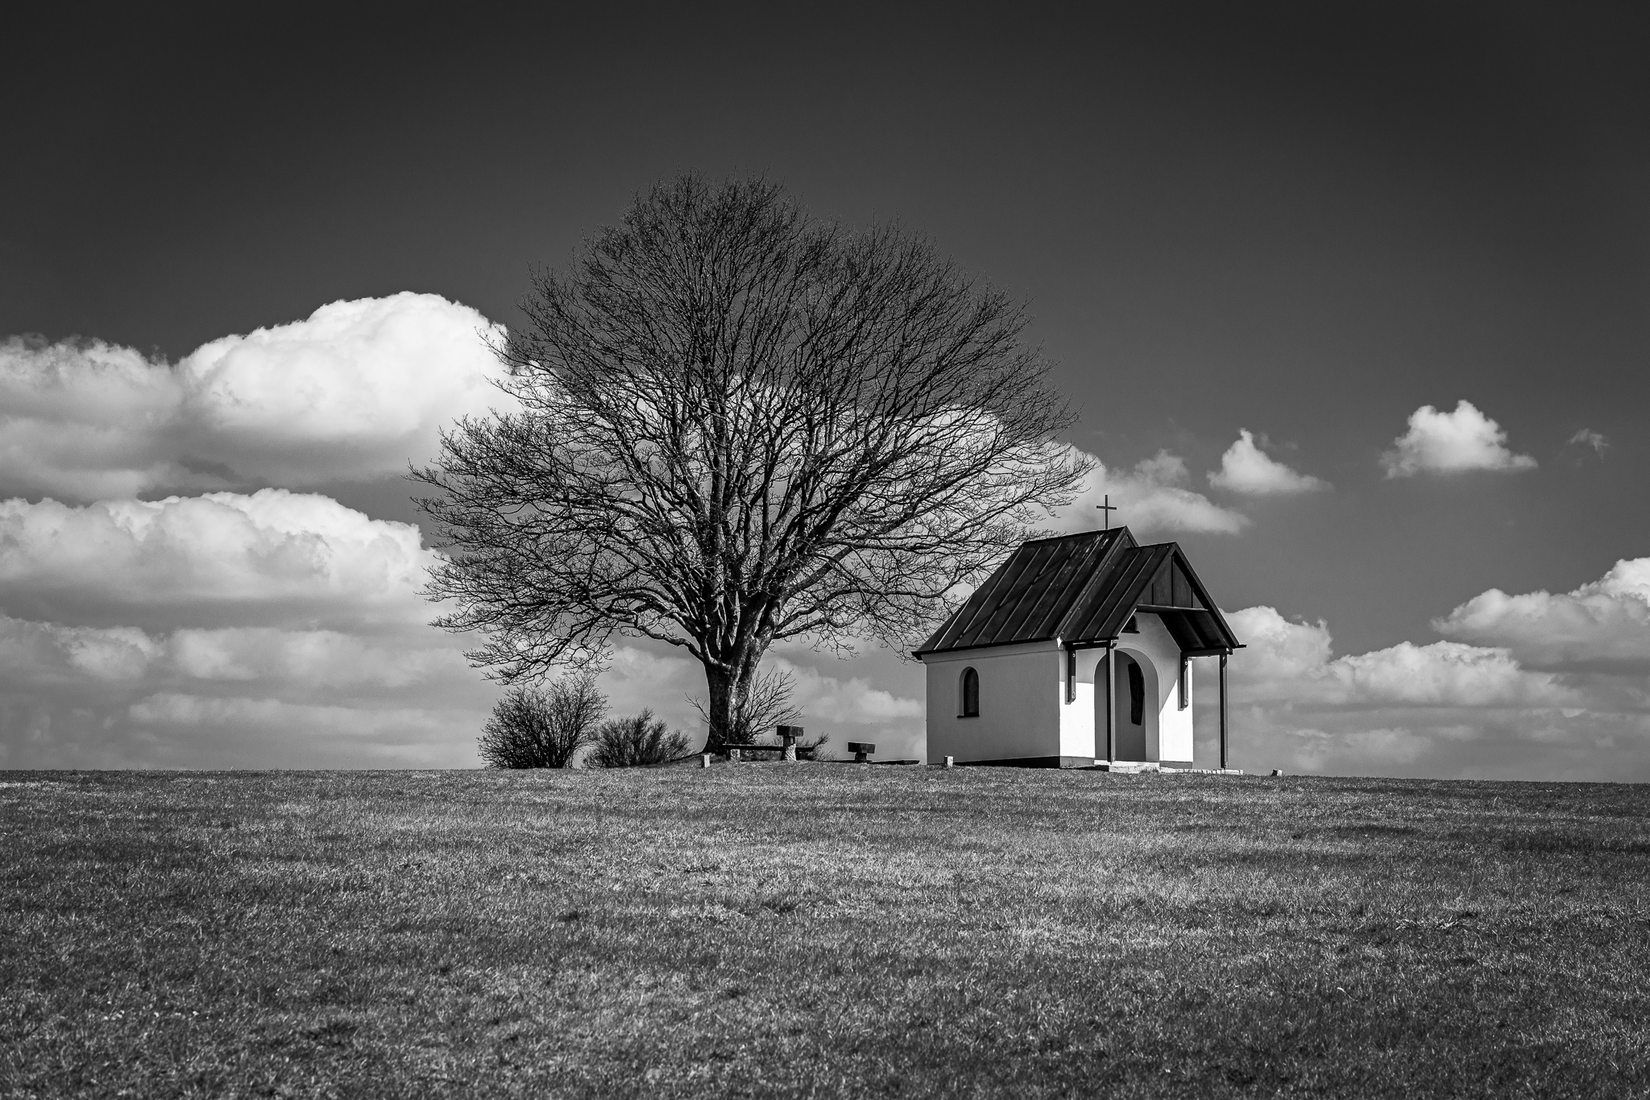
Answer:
[[915, 527, 1241, 770]]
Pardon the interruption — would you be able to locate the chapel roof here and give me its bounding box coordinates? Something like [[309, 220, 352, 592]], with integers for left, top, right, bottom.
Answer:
[[913, 526, 1241, 657]]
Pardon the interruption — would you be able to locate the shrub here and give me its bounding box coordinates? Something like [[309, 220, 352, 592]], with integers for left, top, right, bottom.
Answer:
[[590, 710, 693, 768], [477, 673, 606, 768], [795, 734, 833, 761]]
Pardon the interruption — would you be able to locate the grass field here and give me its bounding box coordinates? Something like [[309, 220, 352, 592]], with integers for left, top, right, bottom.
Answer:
[[3, 766, 1648, 1098]]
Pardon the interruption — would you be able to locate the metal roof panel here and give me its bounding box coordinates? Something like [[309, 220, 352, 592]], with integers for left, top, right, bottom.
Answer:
[[914, 528, 1242, 655]]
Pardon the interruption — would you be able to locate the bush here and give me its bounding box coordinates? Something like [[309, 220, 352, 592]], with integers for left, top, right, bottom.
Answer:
[[590, 710, 692, 768], [795, 734, 833, 761], [477, 673, 606, 769]]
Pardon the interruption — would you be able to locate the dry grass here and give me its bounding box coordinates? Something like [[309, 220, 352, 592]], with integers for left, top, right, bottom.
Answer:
[[2, 766, 1647, 1098]]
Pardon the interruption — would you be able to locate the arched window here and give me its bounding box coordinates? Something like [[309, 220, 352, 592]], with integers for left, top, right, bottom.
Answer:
[[960, 667, 980, 718], [1128, 659, 1145, 725]]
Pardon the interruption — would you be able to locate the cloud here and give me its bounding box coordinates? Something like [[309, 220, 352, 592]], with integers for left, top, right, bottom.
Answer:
[[1433, 557, 1650, 673], [1379, 399, 1536, 477], [0, 291, 945, 769], [0, 603, 501, 765], [1224, 606, 1573, 710], [0, 336, 196, 501], [0, 618, 480, 714], [768, 655, 924, 723], [0, 293, 508, 501], [0, 611, 498, 769], [1208, 430, 1329, 495], [1324, 641, 1574, 708], [0, 490, 435, 629], [0, 615, 162, 685], [1222, 605, 1332, 680], [0, 488, 930, 767], [176, 293, 510, 484], [1053, 447, 1248, 535], [125, 693, 471, 758], [165, 626, 466, 692], [0, 481, 499, 768], [1567, 428, 1608, 458], [1214, 602, 1648, 781]]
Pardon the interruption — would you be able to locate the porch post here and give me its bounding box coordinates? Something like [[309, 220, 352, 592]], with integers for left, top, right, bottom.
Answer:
[[1218, 652, 1229, 771], [1104, 642, 1116, 764]]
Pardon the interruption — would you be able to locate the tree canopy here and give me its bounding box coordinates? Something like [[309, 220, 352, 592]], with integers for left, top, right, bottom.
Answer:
[[414, 175, 1090, 748]]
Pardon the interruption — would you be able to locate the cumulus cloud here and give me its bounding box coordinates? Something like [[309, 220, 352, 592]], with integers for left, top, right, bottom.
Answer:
[[0, 615, 469, 696], [0, 293, 509, 501], [768, 655, 924, 723], [1208, 430, 1329, 495], [0, 492, 929, 766], [166, 627, 462, 689], [1433, 557, 1650, 673], [0, 615, 161, 684], [1324, 641, 1574, 708], [1214, 603, 1646, 781], [0, 291, 946, 768], [1222, 605, 1332, 680], [0, 607, 503, 760], [176, 293, 510, 483], [0, 294, 530, 766], [1379, 399, 1536, 477], [0, 489, 435, 629], [0, 611, 498, 769], [1224, 606, 1573, 710], [1053, 448, 1248, 535], [0, 336, 200, 500]]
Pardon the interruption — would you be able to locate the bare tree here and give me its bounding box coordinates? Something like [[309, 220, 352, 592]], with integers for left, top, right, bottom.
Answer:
[[415, 175, 1090, 750], [477, 673, 606, 768]]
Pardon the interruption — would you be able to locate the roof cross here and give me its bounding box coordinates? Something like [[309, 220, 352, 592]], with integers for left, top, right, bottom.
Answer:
[[1095, 493, 1118, 530]]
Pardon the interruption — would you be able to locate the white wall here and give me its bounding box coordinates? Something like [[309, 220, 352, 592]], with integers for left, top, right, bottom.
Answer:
[[923, 641, 1063, 763], [1061, 648, 1100, 760], [922, 614, 1198, 766], [1066, 613, 1194, 764], [1121, 613, 1194, 764]]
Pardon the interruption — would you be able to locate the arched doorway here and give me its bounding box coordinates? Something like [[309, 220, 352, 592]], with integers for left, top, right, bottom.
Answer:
[[1115, 651, 1148, 760], [1098, 647, 1159, 762]]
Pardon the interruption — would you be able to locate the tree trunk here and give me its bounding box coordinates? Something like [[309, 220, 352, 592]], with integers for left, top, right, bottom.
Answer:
[[702, 662, 743, 753], [702, 624, 777, 751], [704, 645, 772, 752]]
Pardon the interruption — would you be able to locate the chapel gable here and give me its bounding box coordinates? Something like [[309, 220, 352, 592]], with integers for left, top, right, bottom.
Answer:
[[915, 527, 1242, 771]]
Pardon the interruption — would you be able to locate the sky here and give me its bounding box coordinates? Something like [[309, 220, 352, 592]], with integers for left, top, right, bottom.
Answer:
[[2, 2, 1647, 779]]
